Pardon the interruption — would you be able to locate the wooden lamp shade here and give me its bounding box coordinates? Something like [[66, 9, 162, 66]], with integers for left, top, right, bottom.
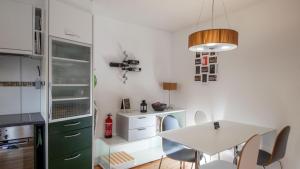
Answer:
[[162, 82, 177, 91], [188, 29, 238, 52]]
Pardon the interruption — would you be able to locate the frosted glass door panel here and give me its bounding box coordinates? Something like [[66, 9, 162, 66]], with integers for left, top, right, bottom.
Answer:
[[50, 38, 91, 121], [52, 40, 90, 61], [52, 86, 90, 99], [52, 60, 90, 84], [52, 99, 90, 120]]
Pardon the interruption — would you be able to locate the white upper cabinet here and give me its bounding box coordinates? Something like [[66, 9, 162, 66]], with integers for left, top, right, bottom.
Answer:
[[0, 0, 33, 55], [49, 0, 93, 44]]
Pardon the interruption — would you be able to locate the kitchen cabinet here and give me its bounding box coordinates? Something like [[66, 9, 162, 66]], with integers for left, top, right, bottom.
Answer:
[[0, 0, 33, 55], [49, 37, 92, 122], [48, 116, 92, 169], [49, 0, 93, 44]]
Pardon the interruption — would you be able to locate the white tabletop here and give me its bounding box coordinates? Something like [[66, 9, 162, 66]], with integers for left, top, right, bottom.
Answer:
[[159, 120, 274, 156]]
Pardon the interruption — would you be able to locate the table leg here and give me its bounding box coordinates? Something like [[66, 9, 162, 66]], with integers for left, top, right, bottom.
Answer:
[[195, 151, 201, 169]]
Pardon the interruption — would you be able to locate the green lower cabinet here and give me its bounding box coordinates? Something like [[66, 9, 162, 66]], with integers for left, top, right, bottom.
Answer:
[[49, 127, 92, 159], [49, 148, 92, 169], [48, 117, 93, 169]]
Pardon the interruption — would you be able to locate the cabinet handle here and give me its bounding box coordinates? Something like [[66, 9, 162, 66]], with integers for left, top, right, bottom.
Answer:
[[137, 128, 146, 131], [138, 117, 146, 119], [64, 154, 81, 161], [63, 122, 81, 127], [64, 133, 81, 138], [65, 32, 80, 38]]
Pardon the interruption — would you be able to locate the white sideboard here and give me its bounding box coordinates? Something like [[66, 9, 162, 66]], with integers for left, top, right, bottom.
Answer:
[[96, 108, 186, 169]]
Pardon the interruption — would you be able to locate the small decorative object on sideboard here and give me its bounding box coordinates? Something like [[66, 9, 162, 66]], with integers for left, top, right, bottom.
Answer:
[[140, 100, 147, 113], [109, 51, 142, 84], [152, 102, 167, 112], [121, 98, 131, 111], [214, 121, 220, 130], [104, 114, 113, 138]]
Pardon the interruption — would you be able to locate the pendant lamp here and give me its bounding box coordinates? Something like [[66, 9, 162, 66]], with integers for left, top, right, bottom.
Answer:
[[188, 0, 238, 52]]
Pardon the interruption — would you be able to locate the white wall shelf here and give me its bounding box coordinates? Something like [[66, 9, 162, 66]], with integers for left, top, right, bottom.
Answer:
[[52, 84, 89, 87], [52, 56, 89, 63], [52, 97, 89, 102]]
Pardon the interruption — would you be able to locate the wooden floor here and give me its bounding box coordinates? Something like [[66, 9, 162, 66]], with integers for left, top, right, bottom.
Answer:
[[95, 158, 194, 169]]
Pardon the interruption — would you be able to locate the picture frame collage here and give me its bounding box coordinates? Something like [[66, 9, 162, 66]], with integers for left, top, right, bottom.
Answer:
[[194, 52, 218, 83]]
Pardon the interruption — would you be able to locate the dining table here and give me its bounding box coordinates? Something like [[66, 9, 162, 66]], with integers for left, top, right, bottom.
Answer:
[[159, 120, 274, 169]]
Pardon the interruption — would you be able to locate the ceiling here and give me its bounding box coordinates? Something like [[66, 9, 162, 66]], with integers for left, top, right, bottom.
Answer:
[[93, 0, 263, 32]]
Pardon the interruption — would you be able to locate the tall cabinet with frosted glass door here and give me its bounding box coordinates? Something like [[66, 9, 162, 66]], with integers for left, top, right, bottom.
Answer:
[[48, 37, 93, 169]]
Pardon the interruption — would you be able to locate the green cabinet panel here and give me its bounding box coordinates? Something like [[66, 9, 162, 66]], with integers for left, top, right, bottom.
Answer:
[[49, 148, 92, 169], [49, 127, 92, 159], [49, 116, 92, 134]]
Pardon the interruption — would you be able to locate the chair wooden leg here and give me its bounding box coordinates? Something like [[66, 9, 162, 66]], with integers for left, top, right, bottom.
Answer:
[[158, 156, 163, 169], [191, 163, 194, 169], [279, 161, 283, 169], [180, 161, 182, 169]]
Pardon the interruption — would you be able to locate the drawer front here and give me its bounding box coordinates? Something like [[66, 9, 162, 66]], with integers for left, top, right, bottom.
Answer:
[[49, 116, 92, 134], [49, 148, 92, 169], [128, 116, 156, 129], [128, 126, 156, 141], [49, 127, 92, 159]]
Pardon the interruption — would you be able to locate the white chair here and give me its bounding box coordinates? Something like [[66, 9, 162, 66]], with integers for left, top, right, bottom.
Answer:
[[201, 134, 261, 169], [194, 111, 208, 125]]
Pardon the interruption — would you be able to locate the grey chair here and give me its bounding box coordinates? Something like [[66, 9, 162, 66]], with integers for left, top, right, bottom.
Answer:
[[159, 115, 203, 169], [257, 126, 290, 169]]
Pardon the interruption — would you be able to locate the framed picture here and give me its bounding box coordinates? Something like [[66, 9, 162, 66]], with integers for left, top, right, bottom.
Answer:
[[209, 64, 217, 74], [210, 52, 216, 56], [121, 98, 131, 110], [202, 52, 209, 56], [202, 74, 208, 83], [202, 56, 208, 65], [195, 75, 201, 81], [195, 59, 201, 65], [196, 66, 201, 74], [209, 75, 217, 81], [209, 57, 217, 63], [201, 66, 208, 73], [196, 52, 201, 58]]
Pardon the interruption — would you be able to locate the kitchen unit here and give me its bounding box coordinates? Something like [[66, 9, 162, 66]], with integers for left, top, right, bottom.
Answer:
[[0, 0, 44, 56], [49, 0, 93, 44], [47, 0, 94, 169], [0, 113, 45, 169]]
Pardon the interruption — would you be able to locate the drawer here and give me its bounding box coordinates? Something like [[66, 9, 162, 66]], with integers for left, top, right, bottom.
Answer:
[[49, 127, 92, 159], [49, 148, 92, 169], [128, 126, 156, 142], [49, 116, 92, 134], [128, 116, 156, 129]]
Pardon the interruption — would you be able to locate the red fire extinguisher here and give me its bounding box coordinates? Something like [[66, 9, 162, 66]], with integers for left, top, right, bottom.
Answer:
[[104, 114, 113, 138]]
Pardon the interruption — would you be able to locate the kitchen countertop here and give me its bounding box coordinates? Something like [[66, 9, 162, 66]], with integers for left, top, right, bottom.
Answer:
[[0, 112, 45, 128]]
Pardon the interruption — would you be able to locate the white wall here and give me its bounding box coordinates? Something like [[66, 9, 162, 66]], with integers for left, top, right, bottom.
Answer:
[[0, 55, 41, 115], [170, 0, 300, 168], [93, 14, 172, 137]]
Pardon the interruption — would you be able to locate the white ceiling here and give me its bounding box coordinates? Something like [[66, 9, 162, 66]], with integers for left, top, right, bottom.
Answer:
[[93, 0, 263, 32]]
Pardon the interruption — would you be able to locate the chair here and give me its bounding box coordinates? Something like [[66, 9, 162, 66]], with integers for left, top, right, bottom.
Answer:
[[201, 134, 261, 169], [257, 126, 290, 169], [159, 115, 203, 169]]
